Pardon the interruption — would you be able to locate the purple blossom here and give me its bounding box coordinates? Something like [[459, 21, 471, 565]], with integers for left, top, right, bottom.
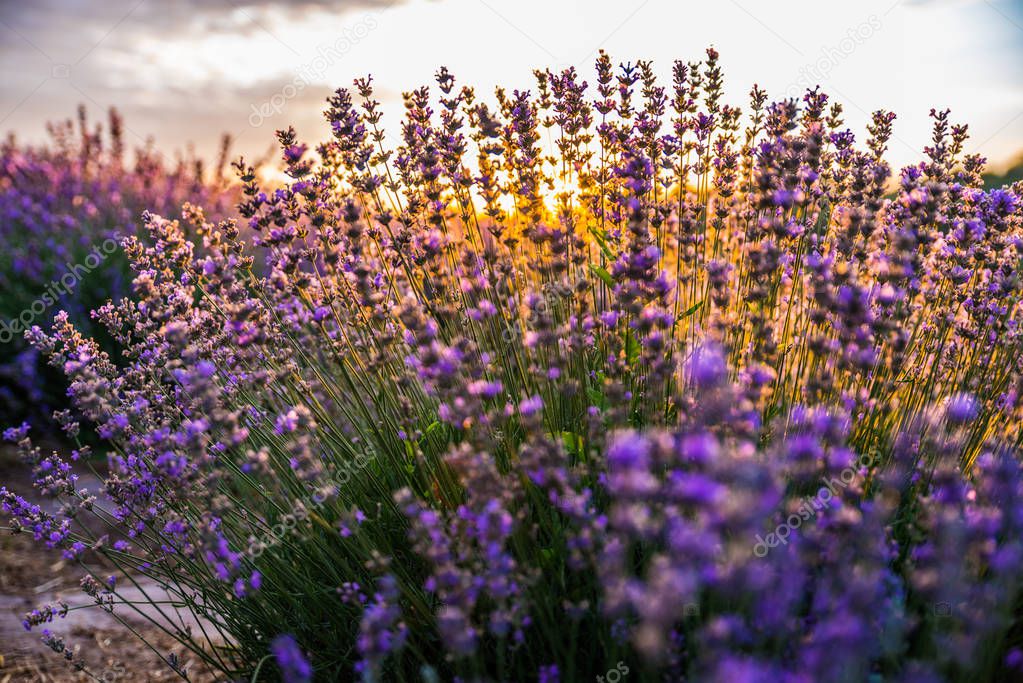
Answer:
[[271, 634, 312, 683]]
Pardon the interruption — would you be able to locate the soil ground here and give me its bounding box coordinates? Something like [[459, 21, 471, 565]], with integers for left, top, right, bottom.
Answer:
[[0, 447, 220, 682]]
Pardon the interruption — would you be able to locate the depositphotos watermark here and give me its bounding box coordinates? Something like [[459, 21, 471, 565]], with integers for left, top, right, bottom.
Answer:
[[0, 239, 118, 344], [247, 449, 375, 559], [248, 14, 379, 128], [784, 15, 882, 100], [753, 450, 877, 557], [596, 661, 630, 683]]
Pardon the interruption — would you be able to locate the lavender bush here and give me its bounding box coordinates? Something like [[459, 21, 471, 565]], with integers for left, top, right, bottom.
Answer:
[[0, 106, 231, 423], [4, 50, 1023, 681]]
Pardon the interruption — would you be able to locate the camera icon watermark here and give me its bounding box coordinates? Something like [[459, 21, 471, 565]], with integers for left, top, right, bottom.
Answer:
[[51, 63, 70, 79], [596, 661, 629, 683]]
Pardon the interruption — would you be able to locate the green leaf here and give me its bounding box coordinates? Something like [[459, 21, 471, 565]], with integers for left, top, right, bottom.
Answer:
[[624, 327, 640, 366], [560, 431, 583, 456], [419, 420, 445, 447], [679, 300, 703, 320], [814, 199, 832, 234], [586, 387, 609, 410], [589, 264, 614, 289], [587, 226, 615, 260]]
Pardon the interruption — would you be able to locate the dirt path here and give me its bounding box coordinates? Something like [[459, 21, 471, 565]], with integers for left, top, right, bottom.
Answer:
[[0, 449, 220, 682]]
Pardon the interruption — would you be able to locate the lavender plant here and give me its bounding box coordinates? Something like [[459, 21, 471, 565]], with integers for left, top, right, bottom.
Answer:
[[0, 106, 231, 424], [4, 50, 1023, 681]]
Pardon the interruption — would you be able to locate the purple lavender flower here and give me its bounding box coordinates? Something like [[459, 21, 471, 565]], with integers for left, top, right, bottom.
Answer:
[[271, 634, 312, 683], [3, 47, 1022, 683]]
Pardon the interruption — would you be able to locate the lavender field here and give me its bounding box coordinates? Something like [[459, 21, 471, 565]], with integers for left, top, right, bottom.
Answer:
[[2, 2, 1023, 682]]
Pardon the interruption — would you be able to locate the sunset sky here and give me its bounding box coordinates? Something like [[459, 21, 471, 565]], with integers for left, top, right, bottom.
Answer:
[[2, 0, 1021, 173]]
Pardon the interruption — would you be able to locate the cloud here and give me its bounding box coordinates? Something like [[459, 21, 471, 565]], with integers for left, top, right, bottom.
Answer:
[[0, 0, 398, 29], [0, 0, 401, 83], [0, 0, 397, 132], [1, 0, 1019, 174]]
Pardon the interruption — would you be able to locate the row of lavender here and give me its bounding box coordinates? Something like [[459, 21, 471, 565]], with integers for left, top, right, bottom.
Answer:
[[0, 107, 230, 423], [4, 50, 1023, 681]]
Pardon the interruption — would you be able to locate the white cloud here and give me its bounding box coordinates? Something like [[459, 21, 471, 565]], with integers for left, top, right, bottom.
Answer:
[[1, 0, 1020, 172]]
